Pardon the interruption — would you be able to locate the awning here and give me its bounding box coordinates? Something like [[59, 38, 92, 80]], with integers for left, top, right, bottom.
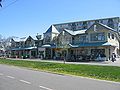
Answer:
[[10, 46, 37, 51], [68, 44, 79, 48], [41, 44, 56, 48], [69, 42, 118, 48]]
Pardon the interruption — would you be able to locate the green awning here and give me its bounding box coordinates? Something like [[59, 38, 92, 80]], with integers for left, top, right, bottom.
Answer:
[[69, 42, 117, 48], [10, 47, 37, 51]]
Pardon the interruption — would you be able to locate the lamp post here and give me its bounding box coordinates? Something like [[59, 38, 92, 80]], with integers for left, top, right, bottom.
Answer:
[[62, 30, 66, 64], [36, 34, 42, 58]]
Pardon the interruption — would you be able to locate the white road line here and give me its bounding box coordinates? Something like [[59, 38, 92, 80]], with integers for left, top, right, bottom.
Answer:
[[0, 73, 4, 76], [39, 85, 53, 90], [19, 80, 31, 84], [6, 76, 15, 79]]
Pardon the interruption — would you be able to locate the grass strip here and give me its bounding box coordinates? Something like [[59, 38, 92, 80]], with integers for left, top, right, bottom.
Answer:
[[0, 58, 120, 82]]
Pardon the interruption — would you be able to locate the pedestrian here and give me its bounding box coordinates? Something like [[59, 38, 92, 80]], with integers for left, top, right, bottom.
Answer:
[[111, 53, 116, 62]]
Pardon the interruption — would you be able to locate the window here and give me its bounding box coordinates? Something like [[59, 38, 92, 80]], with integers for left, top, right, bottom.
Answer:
[[95, 20, 99, 23], [80, 36, 86, 42], [90, 32, 105, 41], [98, 33, 104, 40], [82, 21, 87, 29], [100, 20, 103, 23], [70, 23, 76, 30], [107, 19, 114, 29], [108, 33, 110, 38], [112, 34, 114, 39]]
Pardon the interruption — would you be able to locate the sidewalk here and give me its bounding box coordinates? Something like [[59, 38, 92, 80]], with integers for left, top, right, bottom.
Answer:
[[6, 58, 120, 67]]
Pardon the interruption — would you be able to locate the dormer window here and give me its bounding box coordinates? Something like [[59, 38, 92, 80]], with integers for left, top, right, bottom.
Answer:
[[108, 33, 110, 38], [112, 34, 114, 39]]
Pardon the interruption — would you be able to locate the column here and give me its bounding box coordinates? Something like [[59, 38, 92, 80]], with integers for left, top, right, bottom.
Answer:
[[29, 50, 31, 59]]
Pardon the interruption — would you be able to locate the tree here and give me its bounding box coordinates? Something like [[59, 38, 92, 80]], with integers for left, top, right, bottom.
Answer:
[[0, 35, 16, 57]]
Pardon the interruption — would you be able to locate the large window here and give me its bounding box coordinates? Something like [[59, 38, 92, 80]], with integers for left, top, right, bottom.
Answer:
[[80, 36, 86, 42], [90, 32, 105, 41]]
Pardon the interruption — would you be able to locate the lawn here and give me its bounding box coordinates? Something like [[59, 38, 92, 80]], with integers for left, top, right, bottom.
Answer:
[[0, 58, 120, 82]]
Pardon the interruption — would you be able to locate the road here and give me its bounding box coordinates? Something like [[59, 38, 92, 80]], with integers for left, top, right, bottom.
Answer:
[[0, 64, 120, 90]]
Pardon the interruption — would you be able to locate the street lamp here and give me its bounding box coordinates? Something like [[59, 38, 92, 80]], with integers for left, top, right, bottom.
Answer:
[[62, 30, 66, 64], [36, 34, 42, 58]]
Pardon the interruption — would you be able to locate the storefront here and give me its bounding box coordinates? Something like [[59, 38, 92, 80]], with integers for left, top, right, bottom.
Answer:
[[10, 47, 37, 59], [68, 42, 118, 61], [41, 44, 56, 59]]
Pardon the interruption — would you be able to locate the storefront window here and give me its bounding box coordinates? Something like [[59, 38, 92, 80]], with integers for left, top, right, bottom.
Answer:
[[91, 49, 106, 58]]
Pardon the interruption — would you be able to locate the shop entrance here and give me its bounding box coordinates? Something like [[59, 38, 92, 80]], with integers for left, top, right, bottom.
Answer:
[[91, 49, 105, 60]]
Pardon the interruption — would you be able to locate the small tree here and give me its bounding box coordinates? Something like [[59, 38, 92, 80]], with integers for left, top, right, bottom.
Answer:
[[0, 35, 16, 57]]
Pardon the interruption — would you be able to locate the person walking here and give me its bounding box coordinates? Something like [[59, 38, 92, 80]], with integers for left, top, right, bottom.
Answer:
[[111, 53, 116, 62]]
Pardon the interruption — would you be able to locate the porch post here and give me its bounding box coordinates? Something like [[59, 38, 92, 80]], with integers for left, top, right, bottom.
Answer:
[[29, 50, 31, 59], [44, 48, 46, 59], [51, 48, 53, 59], [109, 46, 111, 60]]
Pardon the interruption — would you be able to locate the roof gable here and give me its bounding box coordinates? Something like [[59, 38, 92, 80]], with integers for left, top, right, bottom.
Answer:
[[25, 36, 34, 42], [87, 22, 115, 32], [45, 25, 59, 34]]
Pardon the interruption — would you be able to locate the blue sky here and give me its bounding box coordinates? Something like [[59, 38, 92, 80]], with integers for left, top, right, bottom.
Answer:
[[0, 0, 120, 38]]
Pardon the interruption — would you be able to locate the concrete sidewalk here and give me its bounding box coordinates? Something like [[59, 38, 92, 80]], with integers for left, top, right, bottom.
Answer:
[[6, 58, 120, 67]]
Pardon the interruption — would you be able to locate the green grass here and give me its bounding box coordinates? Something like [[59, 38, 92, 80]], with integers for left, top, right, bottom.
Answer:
[[0, 58, 120, 82]]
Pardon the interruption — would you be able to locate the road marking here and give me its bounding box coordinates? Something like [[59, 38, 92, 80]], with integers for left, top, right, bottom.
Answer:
[[0, 73, 4, 76], [39, 85, 53, 90], [19, 80, 31, 84], [6, 76, 15, 79]]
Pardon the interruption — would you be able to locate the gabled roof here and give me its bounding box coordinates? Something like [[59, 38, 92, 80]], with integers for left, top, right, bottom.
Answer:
[[87, 22, 116, 32], [12, 37, 27, 42], [26, 36, 34, 41], [64, 29, 87, 35], [12, 36, 38, 42], [32, 36, 38, 40], [44, 25, 59, 34], [98, 23, 115, 31], [12, 37, 20, 42]]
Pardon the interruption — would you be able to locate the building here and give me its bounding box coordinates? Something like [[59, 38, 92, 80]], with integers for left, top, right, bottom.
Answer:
[[9, 17, 120, 61], [43, 17, 120, 61], [9, 35, 43, 59]]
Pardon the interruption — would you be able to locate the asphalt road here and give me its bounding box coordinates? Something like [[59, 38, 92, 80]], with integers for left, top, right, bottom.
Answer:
[[0, 64, 120, 90]]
